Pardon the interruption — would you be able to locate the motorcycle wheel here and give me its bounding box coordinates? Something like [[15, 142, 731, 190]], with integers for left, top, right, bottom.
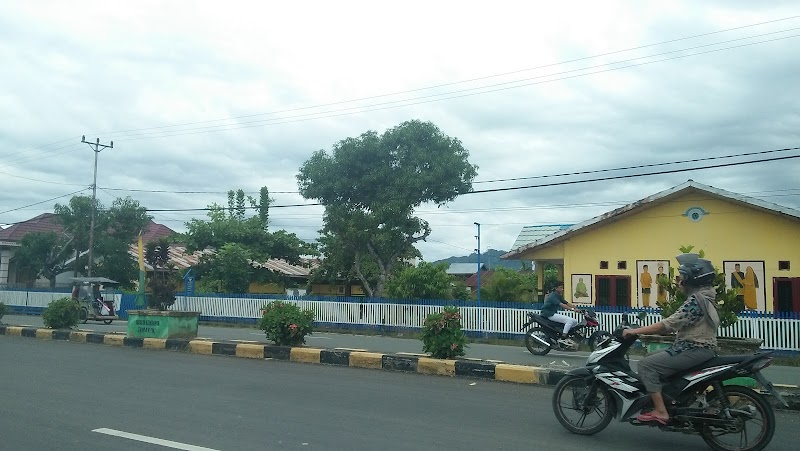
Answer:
[[524, 327, 552, 355], [700, 385, 775, 451], [103, 319, 113, 325], [588, 330, 613, 351], [552, 375, 614, 435], [79, 307, 88, 324]]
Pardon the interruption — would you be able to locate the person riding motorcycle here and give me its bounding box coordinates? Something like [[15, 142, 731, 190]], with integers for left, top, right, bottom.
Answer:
[[540, 281, 581, 347], [623, 254, 719, 425]]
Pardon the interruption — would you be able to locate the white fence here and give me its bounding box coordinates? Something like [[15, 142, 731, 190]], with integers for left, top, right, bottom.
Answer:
[[174, 296, 800, 352], [2, 291, 798, 351]]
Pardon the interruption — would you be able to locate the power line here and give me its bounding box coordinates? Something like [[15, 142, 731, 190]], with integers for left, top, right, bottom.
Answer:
[[90, 146, 800, 195], [0, 189, 90, 216], [108, 31, 800, 142], [5, 15, 797, 160]]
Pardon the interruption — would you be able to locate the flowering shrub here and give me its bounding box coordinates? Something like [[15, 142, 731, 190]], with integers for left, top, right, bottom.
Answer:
[[658, 246, 744, 329], [42, 297, 80, 329], [258, 301, 314, 346], [421, 306, 467, 359]]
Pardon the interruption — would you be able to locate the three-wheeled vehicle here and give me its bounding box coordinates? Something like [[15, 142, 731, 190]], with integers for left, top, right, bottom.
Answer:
[[70, 277, 120, 324]]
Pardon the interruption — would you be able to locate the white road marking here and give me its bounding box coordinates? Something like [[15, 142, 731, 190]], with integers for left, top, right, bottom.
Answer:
[[93, 428, 219, 450]]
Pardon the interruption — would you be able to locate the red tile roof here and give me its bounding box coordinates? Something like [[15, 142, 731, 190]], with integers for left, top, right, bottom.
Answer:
[[0, 213, 64, 241]]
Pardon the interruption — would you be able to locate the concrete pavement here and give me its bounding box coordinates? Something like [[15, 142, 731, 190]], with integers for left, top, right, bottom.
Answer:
[[1, 313, 798, 410]]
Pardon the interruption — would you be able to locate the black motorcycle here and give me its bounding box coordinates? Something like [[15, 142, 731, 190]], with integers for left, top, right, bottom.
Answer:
[[552, 327, 788, 451], [521, 308, 611, 355]]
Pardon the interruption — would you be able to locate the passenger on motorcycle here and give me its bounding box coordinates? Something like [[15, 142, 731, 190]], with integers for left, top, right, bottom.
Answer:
[[623, 254, 719, 425], [540, 281, 581, 348]]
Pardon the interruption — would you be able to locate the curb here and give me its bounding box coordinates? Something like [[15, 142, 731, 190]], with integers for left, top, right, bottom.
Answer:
[[2, 324, 797, 411]]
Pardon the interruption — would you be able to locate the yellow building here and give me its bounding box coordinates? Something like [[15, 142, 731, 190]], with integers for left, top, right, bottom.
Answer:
[[503, 180, 800, 313]]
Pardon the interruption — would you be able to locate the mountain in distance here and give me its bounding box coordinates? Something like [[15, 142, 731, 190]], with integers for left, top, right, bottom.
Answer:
[[431, 249, 530, 270]]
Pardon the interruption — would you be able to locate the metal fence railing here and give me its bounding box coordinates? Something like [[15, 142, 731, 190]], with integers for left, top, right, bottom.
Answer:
[[1, 290, 798, 351]]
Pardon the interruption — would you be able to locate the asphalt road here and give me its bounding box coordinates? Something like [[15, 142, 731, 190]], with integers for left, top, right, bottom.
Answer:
[[4, 314, 798, 386], [2, 335, 797, 450]]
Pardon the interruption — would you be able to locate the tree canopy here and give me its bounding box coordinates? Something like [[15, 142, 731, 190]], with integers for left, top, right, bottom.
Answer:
[[181, 187, 316, 293], [297, 120, 478, 297], [386, 262, 469, 300]]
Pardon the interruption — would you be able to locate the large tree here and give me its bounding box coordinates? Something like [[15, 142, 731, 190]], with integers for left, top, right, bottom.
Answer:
[[12, 231, 71, 287], [181, 187, 315, 292], [297, 120, 478, 297], [50, 195, 149, 287]]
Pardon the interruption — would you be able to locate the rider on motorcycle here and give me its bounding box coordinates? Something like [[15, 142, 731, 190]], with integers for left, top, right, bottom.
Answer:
[[541, 281, 581, 348], [623, 254, 719, 425]]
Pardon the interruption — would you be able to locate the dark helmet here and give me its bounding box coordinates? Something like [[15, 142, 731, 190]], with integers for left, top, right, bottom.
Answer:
[[676, 254, 715, 287]]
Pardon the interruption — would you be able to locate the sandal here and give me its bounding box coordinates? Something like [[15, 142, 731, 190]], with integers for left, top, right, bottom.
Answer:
[[636, 411, 669, 425]]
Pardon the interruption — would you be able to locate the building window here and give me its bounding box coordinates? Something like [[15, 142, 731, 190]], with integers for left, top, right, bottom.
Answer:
[[600, 261, 609, 269], [617, 261, 627, 270], [779, 261, 790, 271]]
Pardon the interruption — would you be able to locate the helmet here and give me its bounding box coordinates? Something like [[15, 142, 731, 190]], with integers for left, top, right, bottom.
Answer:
[[676, 253, 715, 287]]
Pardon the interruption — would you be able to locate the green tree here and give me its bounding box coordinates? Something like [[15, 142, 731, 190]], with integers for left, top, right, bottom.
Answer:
[[297, 120, 477, 297], [54, 196, 95, 275], [479, 267, 537, 302], [182, 187, 314, 292], [144, 238, 177, 310], [386, 262, 464, 300], [53, 195, 149, 286], [12, 231, 70, 287], [207, 243, 253, 293]]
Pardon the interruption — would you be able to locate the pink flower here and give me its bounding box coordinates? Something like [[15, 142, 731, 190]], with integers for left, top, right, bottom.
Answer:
[[451, 343, 458, 350], [289, 323, 298, 330]]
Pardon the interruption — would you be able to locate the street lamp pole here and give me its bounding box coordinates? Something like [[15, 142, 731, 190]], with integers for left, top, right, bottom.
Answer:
[[474, 222, 481, 306], [81, 135, 113, 277]]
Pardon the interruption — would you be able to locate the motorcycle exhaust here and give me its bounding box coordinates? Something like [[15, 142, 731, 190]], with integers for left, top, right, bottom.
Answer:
[[528, 333, 551, 347]]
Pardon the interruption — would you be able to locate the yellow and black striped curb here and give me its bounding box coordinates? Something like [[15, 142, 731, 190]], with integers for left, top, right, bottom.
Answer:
[[2, 324, 798, 410]]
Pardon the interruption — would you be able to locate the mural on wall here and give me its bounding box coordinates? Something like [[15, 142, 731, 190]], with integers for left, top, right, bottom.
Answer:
[[636, 260, 671, 308], [724, 261, 766, 311], [571, 274, 592, 304]]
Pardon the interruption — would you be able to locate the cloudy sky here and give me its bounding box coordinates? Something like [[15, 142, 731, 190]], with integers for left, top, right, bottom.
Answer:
[[1, 1, 799, 262]]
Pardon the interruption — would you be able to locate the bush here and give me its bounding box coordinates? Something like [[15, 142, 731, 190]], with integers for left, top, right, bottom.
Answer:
[[42, 297, 80, 329], [0, 302, 8, 322], [421, 306, 467, 359], [258, 301, 314, 346]]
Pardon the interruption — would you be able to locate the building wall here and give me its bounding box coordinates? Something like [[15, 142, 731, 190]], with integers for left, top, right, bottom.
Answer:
[[532, 192, 799, 311]]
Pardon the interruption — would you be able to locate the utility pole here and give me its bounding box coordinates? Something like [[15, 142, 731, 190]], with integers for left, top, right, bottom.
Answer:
[[81, 135, 113, 277], [474, 222, 481, 305]]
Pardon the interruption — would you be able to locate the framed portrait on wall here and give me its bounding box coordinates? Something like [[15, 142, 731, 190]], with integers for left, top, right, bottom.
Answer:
[[723, 260, 766, 311], [571, 274, 592, 304], [636, 260, 670, 308]]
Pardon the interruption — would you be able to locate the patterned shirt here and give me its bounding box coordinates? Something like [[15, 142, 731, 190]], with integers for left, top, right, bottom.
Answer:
[[661, 293, 718, 355]]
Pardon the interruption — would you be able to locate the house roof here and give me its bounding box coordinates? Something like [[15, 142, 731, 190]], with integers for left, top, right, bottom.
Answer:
[[0, 215, 173, 245], [510, 224, 573, 250], [127, 244, 320, 277], [446, 263, 487, 275], [464, 270, 494, 288], [502, 179, 800, 260], [0, 213, 63, 242]]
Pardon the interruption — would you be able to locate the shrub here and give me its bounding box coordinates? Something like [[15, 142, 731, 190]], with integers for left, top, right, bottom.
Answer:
[[421, 306, 467, 359], [658, 246, 745, 329], [258, 301, 314, 346], [0, 301, 8, 322], [42, 297, 80, 329]]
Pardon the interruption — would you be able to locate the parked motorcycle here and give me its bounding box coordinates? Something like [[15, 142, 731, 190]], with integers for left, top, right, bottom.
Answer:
[[522, 308, 611, 355], [551, 327, 788, 451]]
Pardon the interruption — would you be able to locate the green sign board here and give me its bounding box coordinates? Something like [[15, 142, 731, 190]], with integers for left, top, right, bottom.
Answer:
[[127, 311, 199, 339]]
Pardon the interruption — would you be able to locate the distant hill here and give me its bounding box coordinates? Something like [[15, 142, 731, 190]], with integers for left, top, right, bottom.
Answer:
[[432, 249, 530, 270]]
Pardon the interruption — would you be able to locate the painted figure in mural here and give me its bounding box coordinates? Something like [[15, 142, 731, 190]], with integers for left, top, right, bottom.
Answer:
[[640, 264, 652, 307], [656, 264, 669, 306], [574, 277, 589, 299], [743, 266, 759, 310], [730, 263, 746, 306]]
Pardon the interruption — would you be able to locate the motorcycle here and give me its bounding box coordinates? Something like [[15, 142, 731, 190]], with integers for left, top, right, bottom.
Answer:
[[521, 308, 612, 355], [551, 327, 788, 451]]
